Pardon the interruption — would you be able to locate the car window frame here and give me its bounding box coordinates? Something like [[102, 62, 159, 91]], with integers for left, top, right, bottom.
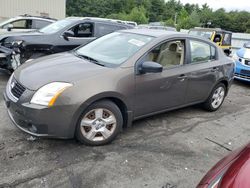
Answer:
[[186, 38, 218, 65], [3, 19, 32, 29], [94, 22, 127, 38], [62, 21, 96, 39], [135, 37, 188, 74], [31, 19, 52, 29]]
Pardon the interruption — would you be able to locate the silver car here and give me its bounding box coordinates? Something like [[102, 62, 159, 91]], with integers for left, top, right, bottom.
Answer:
[[3, 29, 235, 146], [0, 15, 56, 34]]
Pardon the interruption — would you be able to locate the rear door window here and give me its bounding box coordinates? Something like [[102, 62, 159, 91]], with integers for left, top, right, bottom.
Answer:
[[190, 40, 216, 63], [32, 20, 51, 29], [95, 23, 121, 37]]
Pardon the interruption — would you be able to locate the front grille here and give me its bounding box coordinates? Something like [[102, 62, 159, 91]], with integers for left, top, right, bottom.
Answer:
[[240, 69, 250, 76], [235, 73, 250, 80], [10, 78, 26, 99]]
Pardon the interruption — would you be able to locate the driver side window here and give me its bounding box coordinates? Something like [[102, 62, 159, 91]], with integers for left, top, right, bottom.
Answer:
[[68, 22, 94, 38], [144, 40, 185, 68]]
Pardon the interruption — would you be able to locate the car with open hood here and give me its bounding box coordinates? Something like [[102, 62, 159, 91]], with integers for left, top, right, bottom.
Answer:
[[3, 29, 235, 146]]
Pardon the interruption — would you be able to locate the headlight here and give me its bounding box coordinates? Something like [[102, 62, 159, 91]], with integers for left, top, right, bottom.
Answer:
[[232, 53, 242, 64], [31, 82, 73, 107]]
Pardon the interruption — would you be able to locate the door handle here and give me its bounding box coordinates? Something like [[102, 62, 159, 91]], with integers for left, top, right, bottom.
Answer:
[[211, 67, 219, 72], [178, 74, 187, 81]]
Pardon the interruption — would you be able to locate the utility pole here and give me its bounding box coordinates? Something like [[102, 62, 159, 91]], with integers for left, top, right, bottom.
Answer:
[[174, 12, 177, 26]]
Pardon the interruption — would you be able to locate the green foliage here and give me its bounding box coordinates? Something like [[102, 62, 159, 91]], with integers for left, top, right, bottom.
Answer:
[[66, 0, 250, 33]]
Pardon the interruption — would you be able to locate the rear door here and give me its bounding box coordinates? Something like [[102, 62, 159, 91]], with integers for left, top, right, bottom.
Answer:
[[185, 39, 220, 103]]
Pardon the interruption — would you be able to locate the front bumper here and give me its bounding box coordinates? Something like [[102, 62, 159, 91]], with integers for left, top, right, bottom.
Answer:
[[234, 61, 250, 82], [3, 83, 78, 138]]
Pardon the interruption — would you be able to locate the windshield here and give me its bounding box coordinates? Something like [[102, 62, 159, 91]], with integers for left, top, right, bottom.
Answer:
[[75, 32, 154, 66], [39, 19, 72, 34], [0, 18, 14, 27], [189, 30, 213, 39]]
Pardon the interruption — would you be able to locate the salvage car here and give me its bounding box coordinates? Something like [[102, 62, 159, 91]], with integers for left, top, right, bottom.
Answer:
[[197, 142, 250, 188], [3, 29, 235, 146], [233, 42, 250, 82], [0, 14, 56, 34], [0, 17, 134, 66]]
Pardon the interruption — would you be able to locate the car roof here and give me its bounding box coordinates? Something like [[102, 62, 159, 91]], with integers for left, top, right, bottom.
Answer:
[[65, 17, 133, 27], [190, 27, 232, 34], [120, 29, 184, 38]]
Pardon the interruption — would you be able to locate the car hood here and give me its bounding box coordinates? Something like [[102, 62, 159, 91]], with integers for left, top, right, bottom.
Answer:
[[237, 48, 250, 59], [197, 143, 250, 188], [219, 146, 250, 188], [14, 52, 110, 91], [0, 31, 42, 42]]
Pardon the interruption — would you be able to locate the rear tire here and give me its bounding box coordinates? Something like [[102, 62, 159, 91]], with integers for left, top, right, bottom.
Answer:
[[76, 100, 123, 146], [203, 83, 226, 112]]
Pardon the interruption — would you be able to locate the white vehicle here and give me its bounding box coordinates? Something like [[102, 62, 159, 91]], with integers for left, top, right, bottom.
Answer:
[[0, 15, 56, 34]]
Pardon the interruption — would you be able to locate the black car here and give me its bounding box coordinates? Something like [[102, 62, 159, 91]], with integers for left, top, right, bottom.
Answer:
[[1, 17, 134, 64]]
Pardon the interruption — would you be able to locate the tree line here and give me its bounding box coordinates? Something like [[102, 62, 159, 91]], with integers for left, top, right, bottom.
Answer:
[[66, 0, 250, 33]]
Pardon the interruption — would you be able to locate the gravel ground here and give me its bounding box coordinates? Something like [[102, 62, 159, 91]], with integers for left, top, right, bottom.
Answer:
[[0, 71, 250, 188]]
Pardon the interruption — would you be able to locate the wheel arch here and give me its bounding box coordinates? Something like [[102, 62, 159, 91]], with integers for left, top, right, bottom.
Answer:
[[70, 92, 133, 138]]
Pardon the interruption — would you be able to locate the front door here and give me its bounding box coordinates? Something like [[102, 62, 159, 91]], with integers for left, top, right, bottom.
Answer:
[[57, 22, 96, 52], [134, 39, 188, 117]]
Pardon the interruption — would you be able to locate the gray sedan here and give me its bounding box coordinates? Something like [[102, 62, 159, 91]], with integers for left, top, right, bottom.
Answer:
[[3, 29, 235, 146]]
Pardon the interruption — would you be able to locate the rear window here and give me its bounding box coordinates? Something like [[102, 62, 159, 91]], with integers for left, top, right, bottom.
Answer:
[[32, 20, 52, 29]]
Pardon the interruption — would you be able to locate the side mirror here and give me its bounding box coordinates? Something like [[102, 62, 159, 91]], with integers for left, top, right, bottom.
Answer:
[[63, 30, 74, 40], [139, 61, 163, 74], [7, 24, 13, 31]]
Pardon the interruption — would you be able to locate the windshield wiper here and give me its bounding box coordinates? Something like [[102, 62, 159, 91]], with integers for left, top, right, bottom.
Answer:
[[74, 52, 105, 66]]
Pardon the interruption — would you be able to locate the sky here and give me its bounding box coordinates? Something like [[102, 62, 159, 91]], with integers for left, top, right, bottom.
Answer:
[[178, 0, 250, 12]]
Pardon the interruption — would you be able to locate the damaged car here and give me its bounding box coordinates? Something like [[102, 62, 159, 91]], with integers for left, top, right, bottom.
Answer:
[[0, 17, 133, 72]]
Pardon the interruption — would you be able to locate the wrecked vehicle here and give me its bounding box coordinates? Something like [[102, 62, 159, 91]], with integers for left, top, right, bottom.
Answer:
[[0, 17, 133, 70], [0, 42, 22, 73]]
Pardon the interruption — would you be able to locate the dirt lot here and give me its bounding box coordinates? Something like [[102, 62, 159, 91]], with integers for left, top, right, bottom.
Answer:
[[0, 71, 250, 188]]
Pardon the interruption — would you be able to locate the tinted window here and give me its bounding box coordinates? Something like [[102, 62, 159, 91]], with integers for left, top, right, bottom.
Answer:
[[68, 23, 94, 38], [190, 40, 216, 63], [143, 40, 185, 68], [95, 23, 120, 37], [32, 20, 51, 29]]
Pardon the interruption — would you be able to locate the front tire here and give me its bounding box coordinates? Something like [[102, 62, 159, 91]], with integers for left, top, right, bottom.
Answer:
[[76, 100, 123, 146], [203, 83, 226, 112]]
